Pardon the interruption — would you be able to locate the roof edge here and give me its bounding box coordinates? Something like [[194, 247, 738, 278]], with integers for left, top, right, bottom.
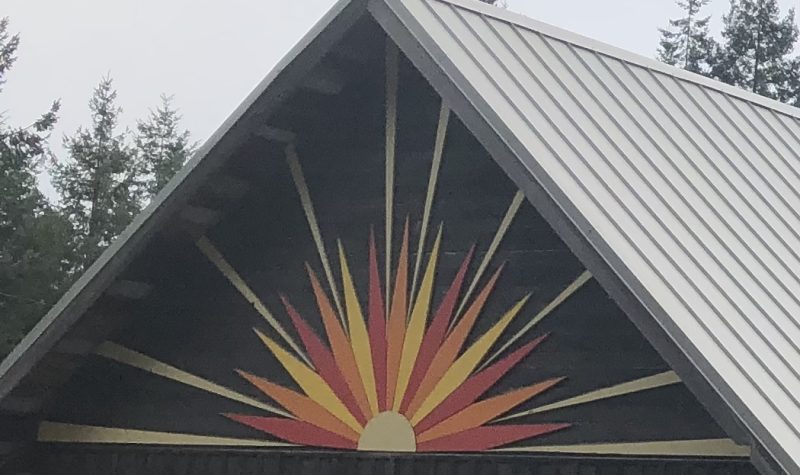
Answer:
[[437, 0, 800, 121], [0, 0, 369, 399]]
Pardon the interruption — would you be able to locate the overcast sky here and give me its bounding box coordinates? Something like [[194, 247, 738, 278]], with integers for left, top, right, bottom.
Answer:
[[3, 0, 798, 197]]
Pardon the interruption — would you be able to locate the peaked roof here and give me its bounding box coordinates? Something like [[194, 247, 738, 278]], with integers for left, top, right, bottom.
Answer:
[[368, 0, 800, 472], [2, 0, 799, 472]]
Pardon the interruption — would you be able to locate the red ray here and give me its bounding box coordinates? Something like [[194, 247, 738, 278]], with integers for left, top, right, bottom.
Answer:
[[399, 245, 474, 414], [280, 295, 366, 425], [368, 228, 388, 412], [414, 334, 549, 434], [416, 423, 570, 452], [225, 414, 357, 450]]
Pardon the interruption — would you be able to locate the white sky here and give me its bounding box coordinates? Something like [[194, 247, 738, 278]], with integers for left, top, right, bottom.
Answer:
[[2, 0, 798, 198]]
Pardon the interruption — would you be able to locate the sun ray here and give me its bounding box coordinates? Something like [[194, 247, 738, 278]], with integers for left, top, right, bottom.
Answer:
[[495, 439, 749, 457], [338, 241, 380, 416], [237, 371, 359, 441], [409, 103, 449, 306], [385, 39, 399, 318], [400, 245, 474, 413], [393, 225, 443, 411], [417, 380, 563, 443], [498, 371, 681, 421], [385, 219, 410, 410], [279, 296, 367, 425], [368, 229, 388, 411], [95, 342, 291, 418], [411, 295, 530, 425], [254, 329, 362, 433], [416, 424, 569, 452], [286, 143, 346, 328], [307, 266, 372, 420], [225, 415, 357, 450], [413, 336, 551, 434], [453, 191, 524, 328], [405, 265, 505, 417], [195, 237, 311, 366], [481, 270, 592, 370], [37, 422, 295, 447]]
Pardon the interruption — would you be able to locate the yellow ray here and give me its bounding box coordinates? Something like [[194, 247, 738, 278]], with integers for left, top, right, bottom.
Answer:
[[494, 438, 749, 457], [95, 342, 291, 418], [411, 295, 530, 425], [410, 103, 449, 305], [196, 237, 311, 367], [385, 39, 399, 317], [338, 241, 379, 415], [498, 371, 681, 421], [286, 144, 346, 328], [453, 190, 524, 328], [254, 329, 363, 433], [392, 225, 443, 411], [480, 270, 592, 370], [38, 421, 295, 447]]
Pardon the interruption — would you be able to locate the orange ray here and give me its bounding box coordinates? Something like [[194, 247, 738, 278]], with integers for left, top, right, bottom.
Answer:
[[385, 219, 410, 410], [225, 414, 357, 450], [414, 335, 549, 434], [400, 245, 474, 413], [411, 295, 531, 425], [279, 296, 366, 426], [339, 241, 379, 415], [405, 264, 504, 416], [237, 371, 359, 442], [416, 379, 563, 443], [254, 330, 362, 433], [416, 424, 570, 452], [368, 229, 388, 411], [393, 225, 443, 411], [307, 266, 372, 421]]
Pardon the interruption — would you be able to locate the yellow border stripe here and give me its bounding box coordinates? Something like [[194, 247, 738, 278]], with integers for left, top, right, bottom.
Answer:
[[338, 241, 379, 415], [255, 329, 363, 433], [95, 342, 292, 418], [286, 143, 346, 329], [453, 190, 524, 328], [196, 236, 311, 367], [38, 422, 295, 447], [480, 270, 592, 370], [393, 225, 443, 410], [409, 103, 449, 309], [385, 40, 400, 317], [494, 438, 749, 457], [498, 371, 681, 421], [411, 295, 530, 425]]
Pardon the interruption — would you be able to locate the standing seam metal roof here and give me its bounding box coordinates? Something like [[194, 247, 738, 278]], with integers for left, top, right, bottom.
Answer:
[[382, 0, 800, 472]]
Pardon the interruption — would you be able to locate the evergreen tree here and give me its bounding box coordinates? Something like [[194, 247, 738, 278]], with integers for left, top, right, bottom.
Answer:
[[658, 0, 717, 75], [0, 18, 73, 356], [53, 77, 142, 268], [712, 0, 799, 102], [135, 95, 194, 197]]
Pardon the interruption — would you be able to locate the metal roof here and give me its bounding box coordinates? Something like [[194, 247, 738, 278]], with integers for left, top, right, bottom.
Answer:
[[370, 0, 800, 472]]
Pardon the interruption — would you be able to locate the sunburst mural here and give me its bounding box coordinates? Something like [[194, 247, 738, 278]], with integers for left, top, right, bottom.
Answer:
[[214, 221, 568, 452], [37, 42, 750, 458]]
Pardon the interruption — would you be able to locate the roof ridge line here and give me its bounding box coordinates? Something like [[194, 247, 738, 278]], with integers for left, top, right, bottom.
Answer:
[[431, 0, 800, 121]]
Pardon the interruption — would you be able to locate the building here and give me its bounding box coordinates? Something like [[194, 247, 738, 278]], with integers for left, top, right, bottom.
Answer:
[[2, 0, 799, 473]]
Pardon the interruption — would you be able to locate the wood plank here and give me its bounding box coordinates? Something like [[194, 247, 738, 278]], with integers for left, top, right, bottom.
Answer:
[[105, 280, 153, 300], [256, 125, 296, 144], [179, 206, 222, 227], [301, 65, 347, 95]]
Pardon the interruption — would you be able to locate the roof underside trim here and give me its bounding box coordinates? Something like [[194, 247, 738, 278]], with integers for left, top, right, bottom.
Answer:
[[0, 0, 369, 399], [370, 0, 800, 473]]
